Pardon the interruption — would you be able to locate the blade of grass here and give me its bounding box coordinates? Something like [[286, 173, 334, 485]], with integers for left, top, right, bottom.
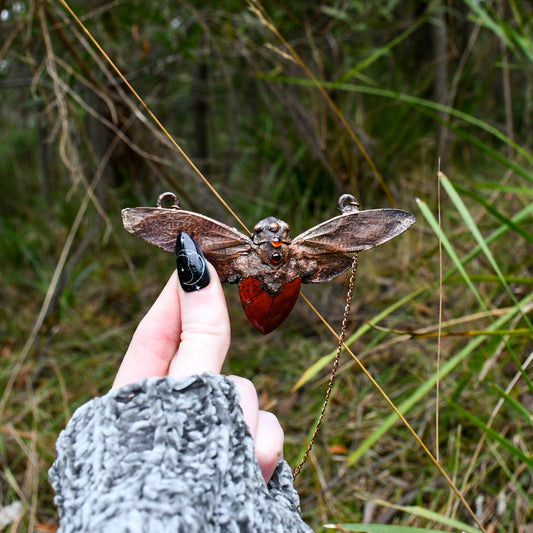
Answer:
[[338, 16, 428, 82], [329, 502, 483, 532], [488, 383, 533, 428], [453, 183, 533, 244], [449, 400, 533, 468], [325, 526, 464, 533], [472, 182, 533, 196], [440, 199, 533, 283], [417, 198, 487, 310], [421, 183, 526, 392], [464, 0, 533, 64], [393, 504, 482, 532]]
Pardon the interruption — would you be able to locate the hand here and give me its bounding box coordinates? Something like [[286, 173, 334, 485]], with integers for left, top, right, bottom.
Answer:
[[113, 234, 284, 482]]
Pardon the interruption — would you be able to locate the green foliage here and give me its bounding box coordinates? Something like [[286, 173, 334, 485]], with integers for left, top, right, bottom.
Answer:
[[1, 0, 532, 531]]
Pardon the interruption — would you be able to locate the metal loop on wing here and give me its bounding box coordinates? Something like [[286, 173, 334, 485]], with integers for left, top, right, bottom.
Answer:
[[337, 193, 360, 213], [156, 191, 181, 209]]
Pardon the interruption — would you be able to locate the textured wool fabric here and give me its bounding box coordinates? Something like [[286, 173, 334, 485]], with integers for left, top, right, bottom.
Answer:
[[49, 373, 313, 532]]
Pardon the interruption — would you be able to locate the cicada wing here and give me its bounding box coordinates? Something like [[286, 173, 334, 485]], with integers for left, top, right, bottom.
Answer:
[[292, 209, 415, 253], [291, 208, 415, 283], [122, 207, 253, 282], [289, 252, 354, 284]]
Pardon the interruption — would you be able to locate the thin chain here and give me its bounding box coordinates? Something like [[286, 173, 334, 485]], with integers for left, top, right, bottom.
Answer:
[[293, 254, 359, 478]]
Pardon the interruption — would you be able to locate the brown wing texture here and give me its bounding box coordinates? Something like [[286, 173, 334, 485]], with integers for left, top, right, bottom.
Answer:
[[288, 252, 354, 284], [122, 207, 253, 281], [292, 209, 415, 253], [291, 208, 415, 283]]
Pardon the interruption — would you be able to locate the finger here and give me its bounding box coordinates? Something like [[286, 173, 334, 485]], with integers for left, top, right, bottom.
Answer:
[[230, 376, 283, 483], [168, 233, 231, 379], [229, 376, 259, 437], [113, 271, 181, 389], [255, 411, 284, 482]]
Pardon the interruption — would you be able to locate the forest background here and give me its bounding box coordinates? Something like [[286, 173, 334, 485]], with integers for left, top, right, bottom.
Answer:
[[1, 1, 532, 531]]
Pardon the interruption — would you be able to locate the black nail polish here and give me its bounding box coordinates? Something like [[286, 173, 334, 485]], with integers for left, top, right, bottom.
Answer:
[[175, 232, 210, 292]]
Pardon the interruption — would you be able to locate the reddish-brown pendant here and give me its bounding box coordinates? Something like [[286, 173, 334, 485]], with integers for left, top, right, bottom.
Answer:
[[239, 277, 302, 334]]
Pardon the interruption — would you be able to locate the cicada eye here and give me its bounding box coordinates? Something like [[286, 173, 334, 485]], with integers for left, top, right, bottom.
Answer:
[[269, 221, 280, 232], [271, 251, 282, 263]]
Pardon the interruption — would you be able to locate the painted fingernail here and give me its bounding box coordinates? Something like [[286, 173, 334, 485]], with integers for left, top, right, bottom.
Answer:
[[175, 232, 210, 292]]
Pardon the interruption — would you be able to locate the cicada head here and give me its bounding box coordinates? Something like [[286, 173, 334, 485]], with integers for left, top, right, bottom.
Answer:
[[251, 216, 292, 267]]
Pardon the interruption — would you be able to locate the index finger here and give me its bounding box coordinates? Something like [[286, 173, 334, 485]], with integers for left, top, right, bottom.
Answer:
[[113, 271, 182, 389]]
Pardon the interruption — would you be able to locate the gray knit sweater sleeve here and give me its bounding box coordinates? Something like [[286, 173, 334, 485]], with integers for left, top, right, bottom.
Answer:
[[49, 373, 313, 532]]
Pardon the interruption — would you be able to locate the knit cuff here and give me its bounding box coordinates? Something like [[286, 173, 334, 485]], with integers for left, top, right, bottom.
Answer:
[[49, 373, 312, 532]]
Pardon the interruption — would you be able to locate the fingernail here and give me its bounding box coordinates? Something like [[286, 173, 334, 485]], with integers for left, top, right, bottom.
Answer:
[[175, 232, 210, 292]]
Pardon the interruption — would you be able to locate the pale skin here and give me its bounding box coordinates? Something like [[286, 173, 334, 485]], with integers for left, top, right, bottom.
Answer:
[[113, 265, 284, 483]]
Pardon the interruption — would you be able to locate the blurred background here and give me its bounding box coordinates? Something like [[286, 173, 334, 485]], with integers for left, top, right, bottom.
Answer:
[[1, 1, 532, 531]]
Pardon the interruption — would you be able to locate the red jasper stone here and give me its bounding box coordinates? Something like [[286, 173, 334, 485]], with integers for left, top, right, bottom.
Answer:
[[239, 277, 302, 334]]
